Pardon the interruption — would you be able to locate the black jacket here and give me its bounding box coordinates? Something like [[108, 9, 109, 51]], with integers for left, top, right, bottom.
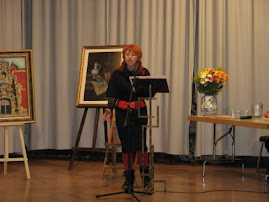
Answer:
[[106, 66, 150, 109]]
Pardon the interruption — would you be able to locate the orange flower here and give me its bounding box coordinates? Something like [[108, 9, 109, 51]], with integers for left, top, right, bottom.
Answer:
[[193, 67, 229, 95]]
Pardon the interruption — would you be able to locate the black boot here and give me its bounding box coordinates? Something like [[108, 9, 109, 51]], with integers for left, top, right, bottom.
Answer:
[[140, 167, 150, 188], [122, 170, 134, 193]]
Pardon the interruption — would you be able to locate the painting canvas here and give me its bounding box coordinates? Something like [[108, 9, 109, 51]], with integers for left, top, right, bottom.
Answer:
[[0, 50, 35, 123], [76, 46, 124, 107]]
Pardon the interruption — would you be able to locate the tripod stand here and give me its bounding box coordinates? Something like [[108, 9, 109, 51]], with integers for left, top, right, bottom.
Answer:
[[96, 125, 151, 201], [96, 69, 152, 202]]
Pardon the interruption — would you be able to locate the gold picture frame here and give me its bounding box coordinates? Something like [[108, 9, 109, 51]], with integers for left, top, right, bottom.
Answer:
[[76, 45, 124, 108], [0, 50, 35, 123]]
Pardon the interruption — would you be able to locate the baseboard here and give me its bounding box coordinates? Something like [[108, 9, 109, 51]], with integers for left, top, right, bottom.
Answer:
[[2, 149, 267, 168]]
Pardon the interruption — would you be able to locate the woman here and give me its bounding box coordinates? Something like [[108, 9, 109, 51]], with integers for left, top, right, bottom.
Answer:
[[103, 44, 150, 191]]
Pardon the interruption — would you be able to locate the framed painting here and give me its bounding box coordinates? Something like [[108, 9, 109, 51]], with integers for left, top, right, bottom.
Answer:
[[76, 45, 124, 107], [0, 50, 35, 123]]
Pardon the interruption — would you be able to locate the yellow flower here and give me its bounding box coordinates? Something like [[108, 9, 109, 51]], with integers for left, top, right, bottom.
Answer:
[[193, 67, 229, 95]]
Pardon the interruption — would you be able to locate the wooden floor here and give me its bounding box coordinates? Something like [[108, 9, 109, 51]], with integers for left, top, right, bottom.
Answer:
[[0, 159, 268, 202]]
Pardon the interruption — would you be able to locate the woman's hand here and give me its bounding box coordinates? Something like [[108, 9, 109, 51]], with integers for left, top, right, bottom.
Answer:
[[263, 111, 269, 118], [103, 108, 112, 122]]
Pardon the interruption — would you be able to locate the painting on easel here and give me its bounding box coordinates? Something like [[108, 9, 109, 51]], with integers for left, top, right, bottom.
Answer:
[[76, 45, 124, 108], [0, 50, 35, 123]]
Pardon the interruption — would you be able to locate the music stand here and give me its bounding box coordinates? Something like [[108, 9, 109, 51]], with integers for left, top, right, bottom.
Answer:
[[130, 75, 169, 96], [131, 76, 169, 193]]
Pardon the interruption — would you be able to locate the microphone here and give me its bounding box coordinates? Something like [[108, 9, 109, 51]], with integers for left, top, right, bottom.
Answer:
[[133, 61, 140, 88], [134, 61, 141, 75]]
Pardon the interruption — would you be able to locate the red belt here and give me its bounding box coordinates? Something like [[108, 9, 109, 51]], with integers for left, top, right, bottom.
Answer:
[[117, 100, 146, 110]]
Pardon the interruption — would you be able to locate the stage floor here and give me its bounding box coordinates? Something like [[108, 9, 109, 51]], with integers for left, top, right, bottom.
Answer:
[[0, 159, 268, 201]]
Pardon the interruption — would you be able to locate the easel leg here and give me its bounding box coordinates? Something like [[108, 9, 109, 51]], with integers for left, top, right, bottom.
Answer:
[[92, 108, 100, 150], [69, 108, 108, 170], [103, 145, 110, 176], [103, 108, 108, 143], [4, 127, 8, 176], [19, 126, 30, 180], [69, 108, 88, 170], [112, 146, 117, 174]]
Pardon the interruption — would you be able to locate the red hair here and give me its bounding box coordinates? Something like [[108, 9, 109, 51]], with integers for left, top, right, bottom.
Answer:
[[122, 44, 142, 59], [119, 44, 145, 75]]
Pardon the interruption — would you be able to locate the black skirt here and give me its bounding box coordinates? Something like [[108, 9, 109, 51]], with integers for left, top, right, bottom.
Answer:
[[115, 107, 148, 153]]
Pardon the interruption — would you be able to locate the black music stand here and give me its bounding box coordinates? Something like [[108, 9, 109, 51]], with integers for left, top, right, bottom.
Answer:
[[134, 76, 169, 193], [130, 75, 169, 97]]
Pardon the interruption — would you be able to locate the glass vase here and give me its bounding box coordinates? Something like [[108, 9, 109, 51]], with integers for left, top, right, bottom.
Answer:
[[201, 95, 218, 115]]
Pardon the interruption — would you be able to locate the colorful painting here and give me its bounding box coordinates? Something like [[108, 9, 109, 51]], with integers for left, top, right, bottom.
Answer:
[[0, 50, 35, 123]]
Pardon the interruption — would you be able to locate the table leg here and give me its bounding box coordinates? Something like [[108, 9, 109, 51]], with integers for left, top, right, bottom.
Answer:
[[213, 124, 216, 160], [232, 126, 235, 160]]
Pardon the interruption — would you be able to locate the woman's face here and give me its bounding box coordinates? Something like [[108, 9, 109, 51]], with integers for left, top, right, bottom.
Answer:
[[124, 50, 139, 67]]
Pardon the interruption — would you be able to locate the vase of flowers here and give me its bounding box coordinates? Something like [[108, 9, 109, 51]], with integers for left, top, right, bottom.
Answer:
[[200, 95, 218, 115], [193, 67, 229, 115]]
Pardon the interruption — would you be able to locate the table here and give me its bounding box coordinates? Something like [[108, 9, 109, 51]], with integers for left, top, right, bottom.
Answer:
[[188, 115, 269, 160], [188, 115, 269, 129], [188, 115, 269, 188]]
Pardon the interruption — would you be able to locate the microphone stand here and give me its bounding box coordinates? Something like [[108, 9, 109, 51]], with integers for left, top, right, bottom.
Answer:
[[96, 64, 152, 202]]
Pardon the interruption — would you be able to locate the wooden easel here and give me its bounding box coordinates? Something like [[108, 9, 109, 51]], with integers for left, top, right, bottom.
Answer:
[[0, 122, 30, 179], [68, 108, 108, 170], [103, 114, 122, 176]]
